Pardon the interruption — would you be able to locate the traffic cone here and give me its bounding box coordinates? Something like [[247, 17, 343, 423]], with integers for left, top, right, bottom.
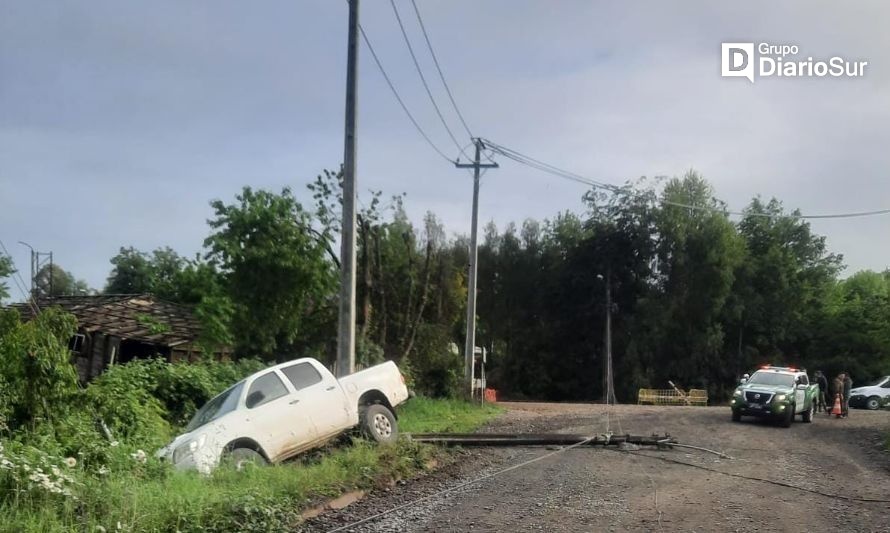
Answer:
[[831, 394, 843, 417]]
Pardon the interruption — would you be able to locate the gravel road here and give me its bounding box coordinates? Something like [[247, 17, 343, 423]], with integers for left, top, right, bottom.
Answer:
[[301, 402, 890, 533]]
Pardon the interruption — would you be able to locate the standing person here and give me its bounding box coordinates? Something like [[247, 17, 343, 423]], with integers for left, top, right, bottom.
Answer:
[[814, 371, 828, 412], [843, 371, 853, 418], [833, 373, 845, 417]]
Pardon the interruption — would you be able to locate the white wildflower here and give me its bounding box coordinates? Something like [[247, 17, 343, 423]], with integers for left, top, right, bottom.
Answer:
[[130, 450, 147, 464], [109, 441, 119, 448], [97, 465, 110, 476], [94, 526, 107, 533], [0, 458, 13, 470], [52, 466, 62, 477], [65, 457, 77, 468]]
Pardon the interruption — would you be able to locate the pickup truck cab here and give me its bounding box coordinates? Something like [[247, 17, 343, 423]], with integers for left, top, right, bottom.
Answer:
[[157, 358, 409, 473], [849, 376, 890, 410], [730, 366, 818, 427]]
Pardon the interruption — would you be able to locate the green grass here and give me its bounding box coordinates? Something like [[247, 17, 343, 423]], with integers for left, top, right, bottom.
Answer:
[[398, 396, 503, 433], [0, 397, 501, 533]]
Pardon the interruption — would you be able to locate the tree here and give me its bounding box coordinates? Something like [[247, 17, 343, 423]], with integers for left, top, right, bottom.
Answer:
[[650, 172, 745, 396], [105, 246, 186, 298], [35, 263, 90, 297], [205, 186, 338, 360], [733, 197, 842, 365], [0, 253, 14, 302]]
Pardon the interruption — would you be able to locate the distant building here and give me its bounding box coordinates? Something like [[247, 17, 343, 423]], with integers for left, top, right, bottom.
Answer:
[[9, 294, 230, 382]]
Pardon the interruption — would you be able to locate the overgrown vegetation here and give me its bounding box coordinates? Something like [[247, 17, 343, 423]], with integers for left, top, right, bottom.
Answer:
[[0, 307, 498, 532]]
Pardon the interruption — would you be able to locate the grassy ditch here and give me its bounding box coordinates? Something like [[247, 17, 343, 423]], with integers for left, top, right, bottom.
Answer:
[[0, 398, 502, 533]]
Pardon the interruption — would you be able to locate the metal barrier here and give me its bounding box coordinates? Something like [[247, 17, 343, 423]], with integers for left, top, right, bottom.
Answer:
[[638, 388, 708, 406]]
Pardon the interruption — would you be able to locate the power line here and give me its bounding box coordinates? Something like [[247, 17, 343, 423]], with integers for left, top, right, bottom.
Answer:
[[358, 25, 455, 164], [408, 0, 474, 139], [482, 139, 890, 221], [389, 0, 469, 161]]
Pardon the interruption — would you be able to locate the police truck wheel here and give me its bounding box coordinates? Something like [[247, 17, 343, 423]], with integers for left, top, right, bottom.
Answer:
[[866, 396, 881, 410], [781, 406, 793, 428], [802, 403, 814, 423]]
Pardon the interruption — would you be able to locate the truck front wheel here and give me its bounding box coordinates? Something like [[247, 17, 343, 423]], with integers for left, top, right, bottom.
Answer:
[[802, 402, 814, 423], [731, 410, 741, 422], [360, 404, 398, 444], [781, 405, 794, 428]]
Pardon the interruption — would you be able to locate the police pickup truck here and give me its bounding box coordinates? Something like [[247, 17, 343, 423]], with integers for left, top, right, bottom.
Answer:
[[730, 366, 819, 427]]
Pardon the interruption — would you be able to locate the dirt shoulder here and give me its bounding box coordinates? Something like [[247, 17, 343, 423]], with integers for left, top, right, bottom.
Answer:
[[301, 402, 890, 532]]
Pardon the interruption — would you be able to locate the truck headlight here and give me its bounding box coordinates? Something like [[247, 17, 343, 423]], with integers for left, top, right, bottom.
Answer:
[[733, 389, 743, 397], [172, 434, 206, 464], [774, 394, 787, 402]]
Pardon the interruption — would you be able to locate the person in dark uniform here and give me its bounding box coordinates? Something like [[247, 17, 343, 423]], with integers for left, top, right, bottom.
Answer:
[[833, 373, 845, 416], [843, 371, 853, 417], [814, 370, 828, 412]]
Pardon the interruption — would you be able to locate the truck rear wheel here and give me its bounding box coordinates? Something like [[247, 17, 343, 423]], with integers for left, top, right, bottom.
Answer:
[[866, 396, 881, 410], [360, 404, 398, 444]]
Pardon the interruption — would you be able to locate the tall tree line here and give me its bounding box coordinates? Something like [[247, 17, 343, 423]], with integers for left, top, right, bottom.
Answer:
[[83, 169, 890, 399]]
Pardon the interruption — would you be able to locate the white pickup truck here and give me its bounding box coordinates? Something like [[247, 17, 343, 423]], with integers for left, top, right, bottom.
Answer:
[[157, 358, 410, 472]]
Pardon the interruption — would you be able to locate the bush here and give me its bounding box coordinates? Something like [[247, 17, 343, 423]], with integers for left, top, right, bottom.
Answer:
[[409, 324, 464, 397], [0, 308, 79, 430]]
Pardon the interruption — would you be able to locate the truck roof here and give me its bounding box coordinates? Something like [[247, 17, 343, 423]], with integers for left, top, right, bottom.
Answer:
[[755, 366, 806, 375]]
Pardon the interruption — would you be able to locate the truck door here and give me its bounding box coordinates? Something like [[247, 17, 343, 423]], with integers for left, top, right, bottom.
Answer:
[[279, 362, 351, 440], [243, 370, 315, 461], [794, 374, 809, 412]]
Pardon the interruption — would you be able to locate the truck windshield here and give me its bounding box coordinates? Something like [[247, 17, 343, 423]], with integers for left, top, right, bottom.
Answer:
[[747, 372, 794, 387], [185, 381, 245, 432]]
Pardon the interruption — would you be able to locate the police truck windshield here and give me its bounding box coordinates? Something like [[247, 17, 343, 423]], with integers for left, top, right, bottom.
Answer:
[[748, 372, 795, 388]]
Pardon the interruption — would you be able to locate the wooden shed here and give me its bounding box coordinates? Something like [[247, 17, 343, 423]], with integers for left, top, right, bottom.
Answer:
[[10, 294, 230, 382]]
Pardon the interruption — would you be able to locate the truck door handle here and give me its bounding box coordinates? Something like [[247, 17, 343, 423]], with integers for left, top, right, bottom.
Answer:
[[289, 399, 300, 405], [325, 386, 336, 391]]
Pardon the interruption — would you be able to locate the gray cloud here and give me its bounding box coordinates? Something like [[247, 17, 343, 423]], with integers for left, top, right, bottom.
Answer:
[[2, 0, 888, 293]]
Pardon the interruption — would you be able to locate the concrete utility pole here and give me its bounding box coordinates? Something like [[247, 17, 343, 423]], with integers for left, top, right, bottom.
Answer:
[[603, 267, 617, 405], [337, 0, 359, 377], [456, 139, 498, 395]]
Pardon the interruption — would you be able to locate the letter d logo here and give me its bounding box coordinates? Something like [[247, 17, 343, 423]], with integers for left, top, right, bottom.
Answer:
[[722, 43, 754, 83]]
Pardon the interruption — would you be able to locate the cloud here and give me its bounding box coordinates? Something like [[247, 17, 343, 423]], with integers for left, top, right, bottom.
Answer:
[[1, 0, 888, 291]]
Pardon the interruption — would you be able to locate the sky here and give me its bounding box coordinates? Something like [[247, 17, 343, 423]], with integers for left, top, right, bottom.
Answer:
[[2, 0, 889, 296]]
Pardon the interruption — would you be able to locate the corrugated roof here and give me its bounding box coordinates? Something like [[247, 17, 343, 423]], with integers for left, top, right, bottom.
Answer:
[[9, 294, 204, 347]]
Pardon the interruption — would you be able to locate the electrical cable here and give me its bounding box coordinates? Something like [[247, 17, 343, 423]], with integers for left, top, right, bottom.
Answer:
[[625, 450, 890, 504], [389, 0, 469, 160], [408, 0, 474, 139], [482, 138, 890, 221], [326, 434, 599, 532], [358, 25, 455, 164]]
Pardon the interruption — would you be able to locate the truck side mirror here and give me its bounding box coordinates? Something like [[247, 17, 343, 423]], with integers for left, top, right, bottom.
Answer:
[[739, 378, 747, 384]]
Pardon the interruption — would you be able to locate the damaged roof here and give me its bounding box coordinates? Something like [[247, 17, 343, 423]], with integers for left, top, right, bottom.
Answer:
[[10, 294, 203, 347]]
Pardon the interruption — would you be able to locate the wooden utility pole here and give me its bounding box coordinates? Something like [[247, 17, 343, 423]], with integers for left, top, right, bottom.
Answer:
[[455, 139, 498, 395], [337, 0, 359, 377]]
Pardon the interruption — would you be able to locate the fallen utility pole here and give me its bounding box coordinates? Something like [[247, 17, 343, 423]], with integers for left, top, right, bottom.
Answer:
[[455, 138, 498, 397], [408, 433, 676, 447]]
